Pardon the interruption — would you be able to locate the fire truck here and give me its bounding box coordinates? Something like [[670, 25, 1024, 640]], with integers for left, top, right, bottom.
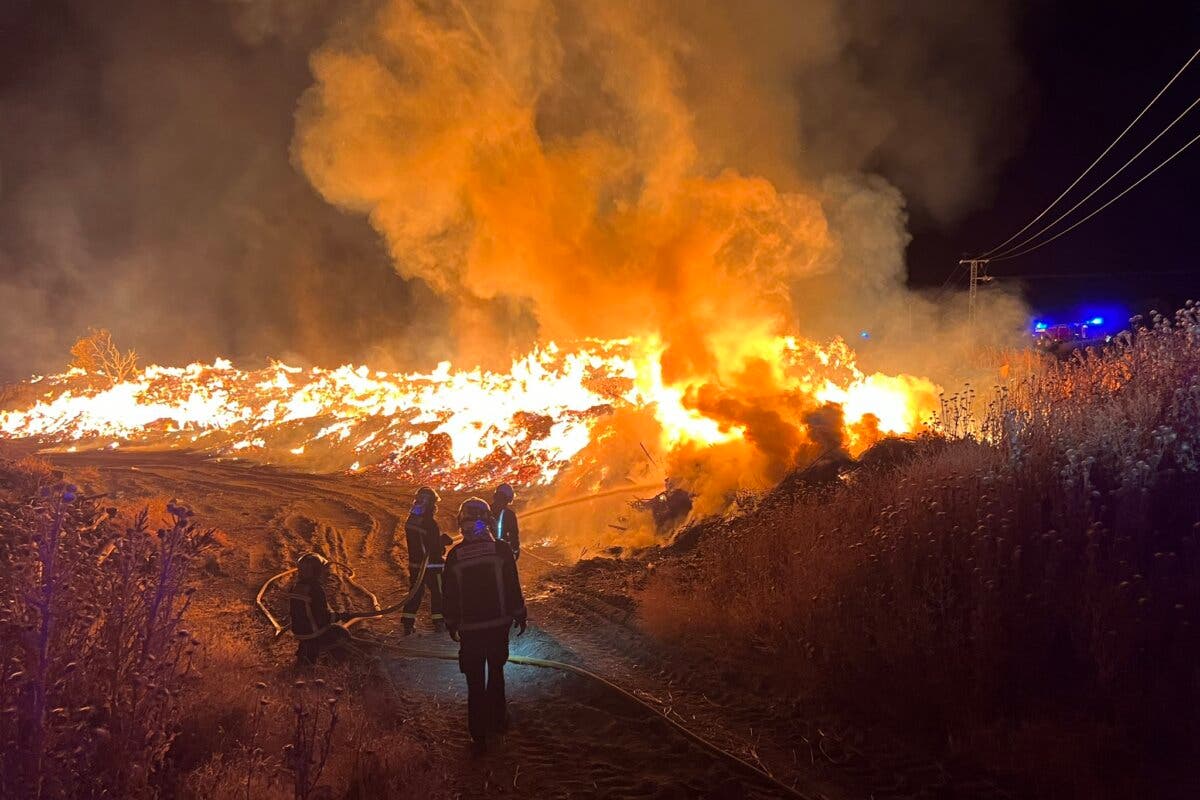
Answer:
[[1032, 315, 1112, 355]]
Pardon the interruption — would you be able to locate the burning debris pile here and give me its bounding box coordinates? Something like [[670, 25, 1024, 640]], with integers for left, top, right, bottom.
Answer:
[[0, 0, 1026, 502], [0, 335, 938, 492]]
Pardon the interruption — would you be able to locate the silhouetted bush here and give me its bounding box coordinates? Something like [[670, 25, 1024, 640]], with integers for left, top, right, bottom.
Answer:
[[652, 305, 1200, 797], [0, 460, 213, 799]]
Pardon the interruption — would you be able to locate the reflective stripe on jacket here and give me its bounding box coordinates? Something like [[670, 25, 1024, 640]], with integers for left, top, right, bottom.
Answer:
[[405, 512, 448, 568], [443, 536, 526, 633], [287, 580, 332, 640], [490, 506, 521, 560]]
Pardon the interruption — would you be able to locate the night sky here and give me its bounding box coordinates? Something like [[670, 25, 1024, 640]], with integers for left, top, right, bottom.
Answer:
[[906, 0, 1200, 323]]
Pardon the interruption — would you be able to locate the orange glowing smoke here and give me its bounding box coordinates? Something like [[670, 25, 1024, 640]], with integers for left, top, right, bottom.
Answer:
[[1, 1, 954, 501], [0, 336, 937, 489], [280, 0, 950, 496]]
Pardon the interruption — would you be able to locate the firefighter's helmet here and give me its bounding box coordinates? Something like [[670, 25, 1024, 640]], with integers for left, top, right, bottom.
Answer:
[[414, 486, 440, 514], [457, 497, 492, 536], [297, 552, 329, 581], [493, 482, 515, 504]]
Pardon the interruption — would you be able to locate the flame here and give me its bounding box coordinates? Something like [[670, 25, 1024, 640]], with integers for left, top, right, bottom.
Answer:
[[0, 335, 937, 489]]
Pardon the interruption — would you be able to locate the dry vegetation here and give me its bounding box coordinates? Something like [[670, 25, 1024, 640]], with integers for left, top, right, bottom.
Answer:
[[0, 461, 212, 798], [176, 634, 448, 800], [647, 305, 1200, 797], [0, 458, 446, 799]]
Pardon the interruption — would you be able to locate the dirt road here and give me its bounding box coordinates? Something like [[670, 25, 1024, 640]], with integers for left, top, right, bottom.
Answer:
[[47, 451, 804, 798], [47, 451, 1010, 800]]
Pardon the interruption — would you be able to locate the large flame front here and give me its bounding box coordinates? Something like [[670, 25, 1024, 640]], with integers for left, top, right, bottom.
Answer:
[[0, 335, 936, 490]]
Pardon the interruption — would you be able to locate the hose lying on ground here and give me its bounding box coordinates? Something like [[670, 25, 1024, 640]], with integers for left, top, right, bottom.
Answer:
[[364, 637, 814, 800], [341, 556, 426, 625], [255, 557, 401, 635], [257, 560, 813, 800]]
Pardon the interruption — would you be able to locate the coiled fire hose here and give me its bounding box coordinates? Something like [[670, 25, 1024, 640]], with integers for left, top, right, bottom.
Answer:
[[256, 557, 812, 799], [256, 557, 426, 634]]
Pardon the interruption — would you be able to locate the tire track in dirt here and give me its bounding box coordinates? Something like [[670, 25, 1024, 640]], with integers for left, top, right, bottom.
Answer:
[[46, 451, 1007, 800], [365, 630, 787, 800], [50, 453, 801, 796]]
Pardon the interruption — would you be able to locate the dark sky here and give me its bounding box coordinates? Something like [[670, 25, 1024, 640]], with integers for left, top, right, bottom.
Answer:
[[0, 0, 1197, 378], [905, 0, 1200, 322]]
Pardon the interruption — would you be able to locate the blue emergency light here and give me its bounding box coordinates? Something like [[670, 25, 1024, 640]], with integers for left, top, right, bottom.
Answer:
[[1089, 316, 1104, 326]]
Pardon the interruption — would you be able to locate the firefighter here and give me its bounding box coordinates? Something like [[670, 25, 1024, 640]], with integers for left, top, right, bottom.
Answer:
[[442, 497, 527, 755], [287, 552, 349, 666], [488, 482, 521, 561], [400, 486, 453, 635]]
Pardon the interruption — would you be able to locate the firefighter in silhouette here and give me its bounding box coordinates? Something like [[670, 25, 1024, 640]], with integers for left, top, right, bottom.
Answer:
[[488, 482, 521, 561], [401, 486, 453, 635], [633, 478, 693, 533], [442, 497, 527, 755], [287, 552, 350, 666]]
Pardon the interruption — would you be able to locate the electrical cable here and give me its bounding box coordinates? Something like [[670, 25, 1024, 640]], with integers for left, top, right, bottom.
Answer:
[[989, 267, 1200, 280], [987, 92, 1200, 259], [930, 261, 967, 303], [991, 129, 1200, 262], [974, 46, 1200, 259]]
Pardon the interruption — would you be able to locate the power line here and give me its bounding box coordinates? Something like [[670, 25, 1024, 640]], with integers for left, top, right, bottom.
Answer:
[[991, 129, 1200, 262], [987, 92, 1200, 260], [931, 260, 967, 302], [990, 267, 1200, 280], [975, 45, 1200, 259]]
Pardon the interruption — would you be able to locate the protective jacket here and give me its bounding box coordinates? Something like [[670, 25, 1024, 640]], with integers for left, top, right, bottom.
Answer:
[[287, 577, 333, 640], [443, 534, 526, 634], [405, 511, 450, 572], [490, 506, 521, 561]]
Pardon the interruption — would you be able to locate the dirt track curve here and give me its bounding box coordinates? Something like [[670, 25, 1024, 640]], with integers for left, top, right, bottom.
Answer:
[[48, 451, 1013, 800]]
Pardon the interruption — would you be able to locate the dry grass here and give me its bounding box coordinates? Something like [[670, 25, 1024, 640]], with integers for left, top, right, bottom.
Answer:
[[647, 305, 1200, 797], [0, 459, 214, 799], [0, 458, 446, 799], [175, 632, 449, 800]]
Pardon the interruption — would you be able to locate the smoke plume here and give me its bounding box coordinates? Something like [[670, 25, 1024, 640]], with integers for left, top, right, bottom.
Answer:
[[0, 0, 448, 381], [292, 0, 1027, 489], [2, 0, 1029, 505]]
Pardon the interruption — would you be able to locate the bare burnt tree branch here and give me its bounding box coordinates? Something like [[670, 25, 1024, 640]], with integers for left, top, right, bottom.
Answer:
[[69, 329, 139, 383]]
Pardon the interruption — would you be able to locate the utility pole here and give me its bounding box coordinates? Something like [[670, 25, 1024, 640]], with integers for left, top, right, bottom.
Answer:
[[961, 258, 992, 323]]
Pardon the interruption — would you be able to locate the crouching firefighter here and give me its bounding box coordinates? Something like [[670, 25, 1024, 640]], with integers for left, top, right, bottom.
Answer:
[[287, 552, 350, 666], [442, 498, 527, 755], [401, 486, 453, 635]]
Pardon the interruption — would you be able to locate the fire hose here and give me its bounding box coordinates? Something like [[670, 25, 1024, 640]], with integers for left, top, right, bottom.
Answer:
[[518, 482, 663, 519], [255, 478, 659, 630], [255, 559, 812, 799], [366, 638, 813, 800], [256, 557, 426, 634]]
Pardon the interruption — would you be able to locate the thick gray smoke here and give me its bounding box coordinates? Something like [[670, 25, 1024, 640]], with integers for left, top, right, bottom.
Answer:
[[0, 0, 447, 380], [0, 0, 1027, 383]]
